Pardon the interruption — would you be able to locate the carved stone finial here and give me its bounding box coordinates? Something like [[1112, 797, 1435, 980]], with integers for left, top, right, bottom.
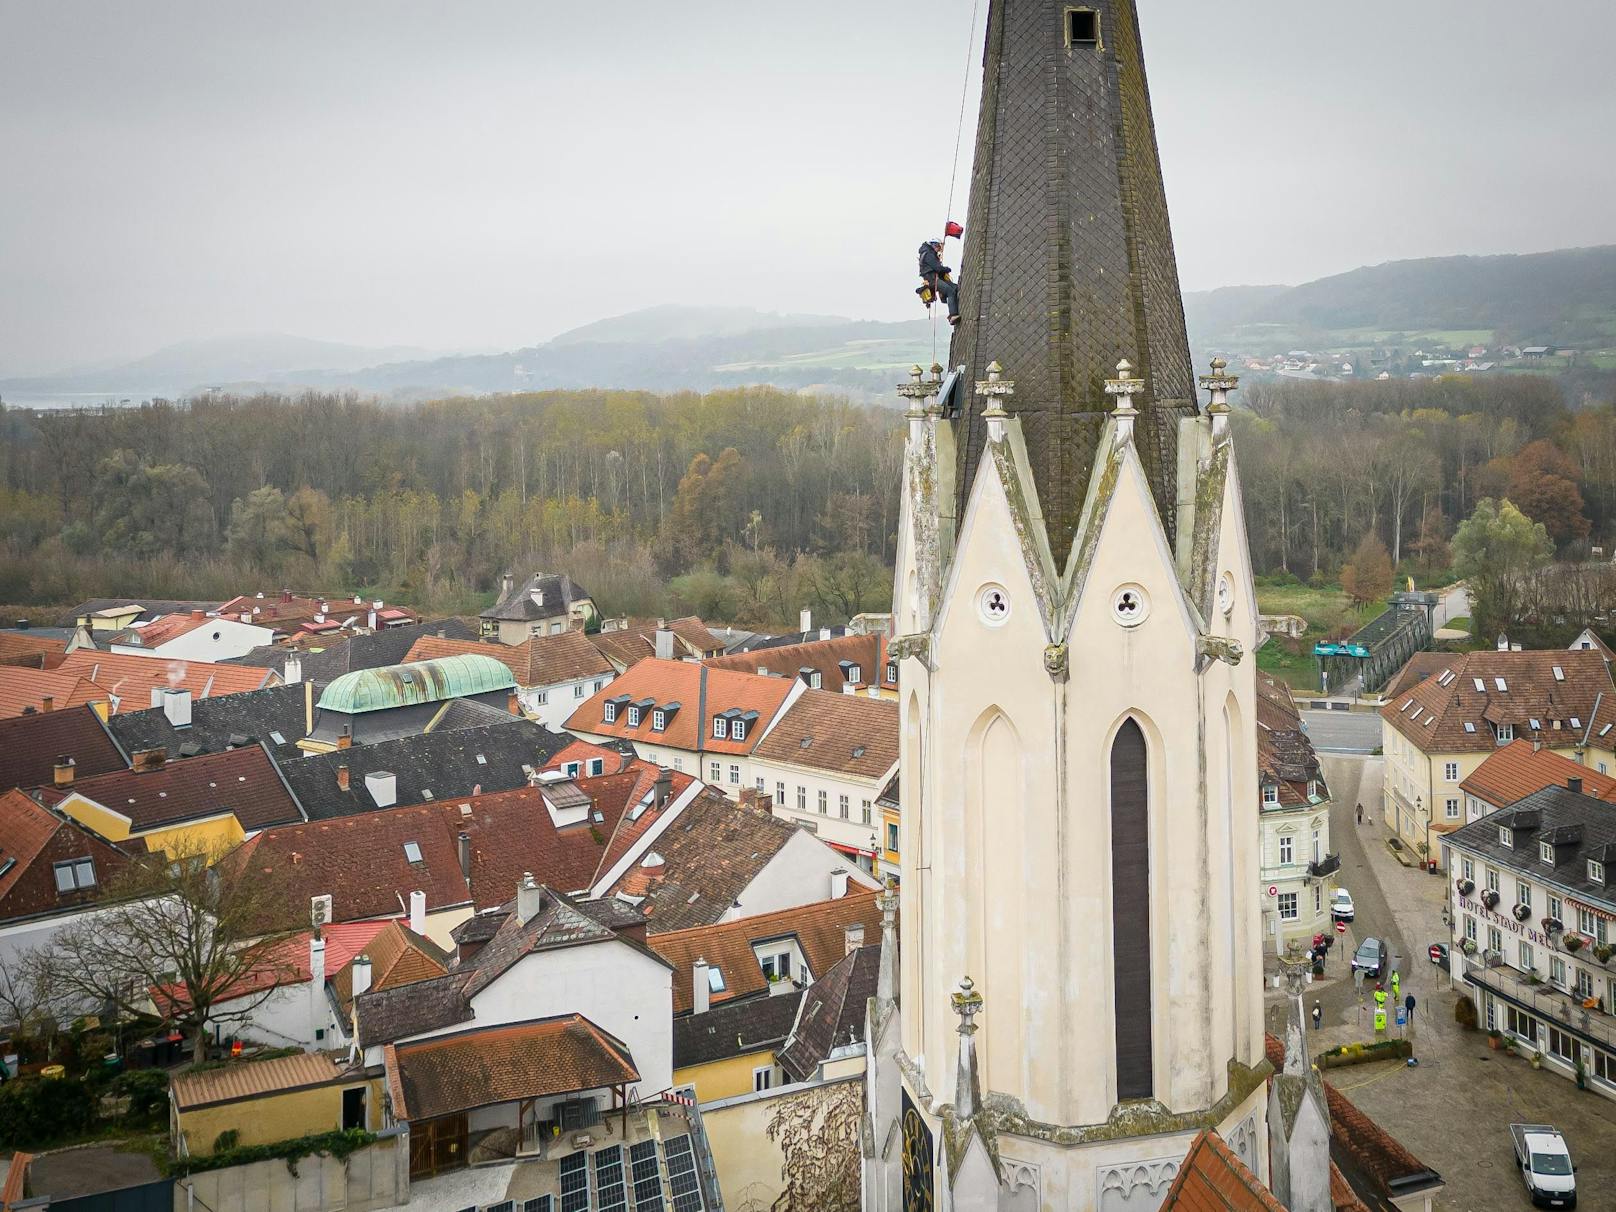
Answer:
[[975, 361, 1015, 441], [952, 976, 984, 1120], [877, 877, 900, 1005], [878, 877, 899, 929], [1104, 359, 1144, 440], [1198, 355, 1240, 426], [930, 362, 945, 382], [898, 363, 937, 418]]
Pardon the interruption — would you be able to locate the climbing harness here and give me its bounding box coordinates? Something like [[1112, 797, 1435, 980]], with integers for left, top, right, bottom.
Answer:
[[923, 0, 983, 364]]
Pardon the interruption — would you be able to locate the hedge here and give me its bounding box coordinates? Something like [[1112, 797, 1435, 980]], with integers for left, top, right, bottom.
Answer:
[[1317, 1038, 1413, 1069]]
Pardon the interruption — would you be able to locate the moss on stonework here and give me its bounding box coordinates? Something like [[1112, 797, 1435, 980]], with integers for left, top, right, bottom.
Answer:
[[1188, 441, 1231, 617], [987, 438, 1056, 630]]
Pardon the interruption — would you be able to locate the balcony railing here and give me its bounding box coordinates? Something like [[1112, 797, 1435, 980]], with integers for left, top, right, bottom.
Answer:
[[1464, 960, 1616, 1053], [1309, 854, 1341, 878]]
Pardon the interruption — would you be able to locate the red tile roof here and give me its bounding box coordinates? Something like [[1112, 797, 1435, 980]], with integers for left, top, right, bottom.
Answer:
[[1256, 672, 1324, 809], [0, 706, 128, 794], [387, 1015, 638, 1121], [405, 632, 613, 688], [1459, 738, 1616, 809], [47, 745, 301, 835], [588, 617, 725, 670], [1158, 1129, 1287, 1212], [1379, 648, 1614, 754], [171, 1051, 356, 1110], [0, 789, 130, 923], [156, 919, 393, 1013], [704, 633, 897, 693], [57, 650, 276, 712], [652, 889, 884, 1014], [120, 613, 216, 648], [0, 633, 68, 669], [565, 659, 795, 756], [1384, 652, 1458, 701], [750, 689, 898, 780], [0, 669, 108, 719]]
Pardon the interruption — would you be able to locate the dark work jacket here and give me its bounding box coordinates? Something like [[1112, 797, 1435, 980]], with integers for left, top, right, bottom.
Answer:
[[918, 243, 949, 278]]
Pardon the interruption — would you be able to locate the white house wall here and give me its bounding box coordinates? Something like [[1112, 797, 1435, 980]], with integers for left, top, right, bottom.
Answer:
[[721, 829, 880, 925]]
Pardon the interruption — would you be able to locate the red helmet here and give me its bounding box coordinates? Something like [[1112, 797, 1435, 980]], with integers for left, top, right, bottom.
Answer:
[[944, 220, 965, 238]]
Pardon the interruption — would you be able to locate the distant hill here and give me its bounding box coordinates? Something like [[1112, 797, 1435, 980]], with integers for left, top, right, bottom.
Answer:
[[548, 304, 851, 347], [1185, 246, 1616, 353]]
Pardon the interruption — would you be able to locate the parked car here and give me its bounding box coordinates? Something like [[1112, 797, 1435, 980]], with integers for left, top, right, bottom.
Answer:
[[1330, 888, 1355, 922], [1428, 942, 1449, 970], [1511, 1123, 1576, 1208], [1351, 937, 1386, 978]]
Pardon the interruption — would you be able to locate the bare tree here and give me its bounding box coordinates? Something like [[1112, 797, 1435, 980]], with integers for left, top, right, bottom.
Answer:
[[24, 841, 300, 1063]]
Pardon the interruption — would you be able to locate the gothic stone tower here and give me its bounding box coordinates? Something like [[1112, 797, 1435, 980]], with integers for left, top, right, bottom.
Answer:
[[864, 3, 1271, 1210]]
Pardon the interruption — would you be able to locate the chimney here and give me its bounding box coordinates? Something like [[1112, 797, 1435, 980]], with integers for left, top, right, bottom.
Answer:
[[365, 771, 397, 808], [281, 588, 294, 604], [1496, 633, 1509, 652], [458, 830, 472, 880], [284, 654, 302, 685], [337, 727, 352, 750], [40, 695, 53, 713], [368, 609, 378, 631], [53, 756, 75, 788], [351, 955, 373, 999], [160, 687, 192, 728], [655, 767, 672, 808], [654, 627, 675, 661], [336, 764, 350, 792], [133, 747, 168, 772], [309, 935, 328, 1039], [830, 867, 849, 900], [1569, 776, 1584, 795], [501, 572, 515, 599], [191, 608, 205, 621], [437, 629, 446, 639], [516, 872, 544, 925], [819, 628, 831, 641], [507, 690, 521, 716], [408, 890, 427, 935], [845, 923, 865, 955], [800, 608, 812, 634], [150, 688, 165, 708], [693, 957, 711, 1015]]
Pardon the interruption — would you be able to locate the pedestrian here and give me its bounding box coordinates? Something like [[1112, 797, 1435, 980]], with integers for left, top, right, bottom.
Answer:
[[1404, 993, 1416, 1021], [1390, 969, 1401, 999], [1356, 802, 1363, 825], [1373, 983, 1387, 1011], [1311, 1001, 1322, 1030]]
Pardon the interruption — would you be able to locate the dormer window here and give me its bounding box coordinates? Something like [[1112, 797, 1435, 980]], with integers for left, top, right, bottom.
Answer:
[[1499, 826, 1513, 847], [732, 719, 747, 742], [53, 858, 97, 893], [603, 702, 617, 723], [1540, 841, 1554, 863], [713, 717, 728, 739], [652, 709, 666, 732], [848, 664, 861, 684], [1592, 860, 1607, 884], [1262, 784, 1280, 807], [886, 661, 898, 683], [627, 706, 641, 726], [811, 672, 822, 689], [1497, 723, 1514, 743]]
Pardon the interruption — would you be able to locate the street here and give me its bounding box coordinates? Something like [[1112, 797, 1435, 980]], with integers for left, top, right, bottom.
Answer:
[[1299, 707, 1382, 755], [1267, 755, 1616, 1211]]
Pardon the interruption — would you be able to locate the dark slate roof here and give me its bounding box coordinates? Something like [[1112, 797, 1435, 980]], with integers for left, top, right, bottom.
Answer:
[[275, 718, 570, 820], [730, 627, 850, 653], [949, 0, 1197, 553], [0, 706, 127, 793], [226, 619, 478, 683], [451, 908, 509, 946], [777, 945, 878, 1082], [461, 885, 656, 1000], [480, 574, 590, 622], [673, 990, 805, 1070], [63, 599, 222, 626], [1447, 784, 1616, 905], [431, 698, 516, 731], [355, 971, 472, 1048], [105, 682, 315, 763], [45, 744, 303, 833]]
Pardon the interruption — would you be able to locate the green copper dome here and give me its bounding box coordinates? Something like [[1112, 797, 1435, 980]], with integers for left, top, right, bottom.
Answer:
[[317, 654, 515, 714]]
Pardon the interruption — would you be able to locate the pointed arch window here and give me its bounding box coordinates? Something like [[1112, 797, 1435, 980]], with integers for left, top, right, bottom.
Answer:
[[1111, 718, 1153, 1099]]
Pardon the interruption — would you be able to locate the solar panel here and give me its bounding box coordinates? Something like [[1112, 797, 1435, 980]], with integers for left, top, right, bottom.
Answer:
[[593, 1145, 627, 1212], [629, 1139, 664, 1212], [522, 1200, 553, 1212], [663, 1134, 704, 1212], [560, 1151, 591, 1212], [487, 1203, 515, 1212]]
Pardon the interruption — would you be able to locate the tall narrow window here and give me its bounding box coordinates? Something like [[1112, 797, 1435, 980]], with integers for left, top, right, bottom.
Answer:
[[1110, 718, 1152, 1099], [1065, 8, 1100, 49]]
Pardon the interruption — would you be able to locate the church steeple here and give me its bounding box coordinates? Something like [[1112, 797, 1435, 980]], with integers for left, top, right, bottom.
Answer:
[[950, 0, 1196, 557]]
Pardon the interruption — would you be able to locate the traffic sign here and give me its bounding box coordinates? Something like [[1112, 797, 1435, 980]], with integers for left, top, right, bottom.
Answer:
[[1336, 920, 1347, 934], [1267, 884, 1278, 898]]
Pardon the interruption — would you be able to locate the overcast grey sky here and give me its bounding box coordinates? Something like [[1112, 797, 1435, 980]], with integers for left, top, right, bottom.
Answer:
[[2, 1, 1613, 375]]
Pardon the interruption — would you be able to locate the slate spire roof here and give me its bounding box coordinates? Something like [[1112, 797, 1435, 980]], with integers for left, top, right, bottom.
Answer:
[[949, 0, 1196, 553]]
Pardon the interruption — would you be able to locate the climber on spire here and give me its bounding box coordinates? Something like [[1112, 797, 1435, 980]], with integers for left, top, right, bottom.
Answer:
[[916, 222, 964, 324]]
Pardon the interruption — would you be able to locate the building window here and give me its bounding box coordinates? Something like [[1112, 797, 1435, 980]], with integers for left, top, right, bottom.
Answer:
[[709, 761, 721, 782], [797, 786, 807, 811], [1278, 892, 1299, 920], [1262, 784, 1280, 807], [575, 683, 586, 699], [594, 680, 606, 691], [603, 702, 617, 723], [1487, 924, 1503, 955], [52, 859, 96, 893], [1109, 718, 1153, 1099], [1279, 835, 1294, 865], [1065, 7, 1100, 49], [652, 709, 666, 731], [728, 764, 741, 785], [810, 672, 822, 689], [1444, 761, 1459, 782], [1518, 882, 1532, 908], [1550, 956, 1568, 989], [1461, 857, 1474, 882], [1591, 860, 1606, 884], [1575, 968, 1595, 999], [1579, 907, 1598, 935], [1314, 884, 1322, 915], [535, 690, 548, 705], [713, 717, 728, 739], [1549, 894, 1563, 920], [1498, 824, 1513, 846], [886, 822, 899, 852], [861, 798, 873, 824], [753, 1066, 773, 1092], [760, 952, 791, 982], [1549, 1026, 1581, 1065], [777, 781, 786, 805], [627, 706, 640, 726], [818, 790, 828, 815], [1445, 797, 1460, 819], [589, 758, 604, 776], [1497, 723, 1514, 743], [1485, 867, 1500, 892], [1519, 941, 1535, 971], [839, 793, 850, 819], [886, 662, 898, 683], [564, 762, 581, 778], [732, 720, 747, 742], [1507, 1006, 1538, 1042], [1464, 915, 1477, 943]]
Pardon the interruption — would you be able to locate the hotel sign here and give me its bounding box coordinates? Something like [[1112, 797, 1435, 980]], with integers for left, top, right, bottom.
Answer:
[[1457, 896, 1550, 946]]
